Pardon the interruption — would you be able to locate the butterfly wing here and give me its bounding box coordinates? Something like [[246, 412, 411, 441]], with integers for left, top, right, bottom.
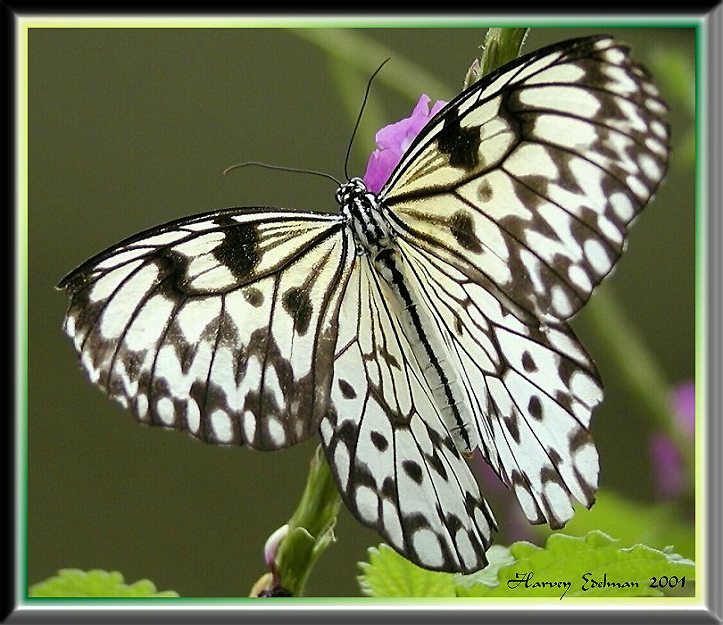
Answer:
[[382, 35, 669, 324], [319, 254, 497, 573], [59, 208, 356, 449], [397, 238, 601, 529], [374, 36, 668, 531]]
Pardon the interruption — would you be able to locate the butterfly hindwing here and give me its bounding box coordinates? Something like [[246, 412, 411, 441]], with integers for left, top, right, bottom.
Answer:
[[397, 238, 601, 528], [382, 35, 669, 323], [320, 254, 496, 573], [59, 209, 356, 449]]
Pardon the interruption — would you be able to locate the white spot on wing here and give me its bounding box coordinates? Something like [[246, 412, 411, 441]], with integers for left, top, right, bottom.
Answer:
[[99, 264, 159, 338], [186, 400, 200, 433], [411, 529, 443, 568], [136, 395, 148, 419], [574, 441, 600, 479], [89, 260, 143, 303], [455, 529, 476, 570], [382, 500, 404, 549], [211, 409, 233, 442], [355, 485, 379, 524], [333, 440, 351, 490], [543, 480, 573, 522], [514, 483, 539, 522], [176, 299, 221, 344], [243, 410, 257, 443], [157, 397, 175, 425], [124, 294, 174, 352], [609, 192, 635, 222], [583, 239, 609, 275], [266, 417, 285, 446], [172, 232, 225, 257], [639, 154, 662, 181]]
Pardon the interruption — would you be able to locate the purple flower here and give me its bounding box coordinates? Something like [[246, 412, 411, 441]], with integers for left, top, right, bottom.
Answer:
[[650, 381, 695, 499], [671, 382, 695, 436], [363, 94, 447, 194]]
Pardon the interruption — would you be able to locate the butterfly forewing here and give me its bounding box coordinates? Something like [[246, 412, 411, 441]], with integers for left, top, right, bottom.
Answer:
[[382, 35, 669, 324], [59, 209, 355, 449]]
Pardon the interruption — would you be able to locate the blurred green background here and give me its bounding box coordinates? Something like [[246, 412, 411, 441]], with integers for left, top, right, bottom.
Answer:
[[29, 26, 696, 597]]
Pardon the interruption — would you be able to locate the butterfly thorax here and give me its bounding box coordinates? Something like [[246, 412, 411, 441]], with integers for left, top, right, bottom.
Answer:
[[337, 177, 393, 256]]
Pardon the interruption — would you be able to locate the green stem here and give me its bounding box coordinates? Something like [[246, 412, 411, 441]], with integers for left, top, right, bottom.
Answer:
[[292, 28, 456, 165], [271, 445, 341, 596], [292, 28, 453, 102], [480, 28, 529, 77], [465, 28, 529, 88]]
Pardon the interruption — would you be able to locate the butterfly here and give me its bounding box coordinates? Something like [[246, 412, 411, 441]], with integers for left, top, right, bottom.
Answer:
[[58, 35, 669, 574]]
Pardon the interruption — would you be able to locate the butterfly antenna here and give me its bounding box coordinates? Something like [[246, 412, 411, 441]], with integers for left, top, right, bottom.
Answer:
[[344, 58, 391, 181], [223, 161, 341, 186]]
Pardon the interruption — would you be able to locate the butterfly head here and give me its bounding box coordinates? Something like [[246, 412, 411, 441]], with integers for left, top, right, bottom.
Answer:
[[335, 176, 370, 207]]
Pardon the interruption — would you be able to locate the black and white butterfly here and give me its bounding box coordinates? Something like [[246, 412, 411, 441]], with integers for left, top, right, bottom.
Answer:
[[58, 35, 669, 574]]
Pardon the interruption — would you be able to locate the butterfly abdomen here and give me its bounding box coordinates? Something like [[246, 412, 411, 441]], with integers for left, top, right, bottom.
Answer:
[[375, 249, 479, 457]]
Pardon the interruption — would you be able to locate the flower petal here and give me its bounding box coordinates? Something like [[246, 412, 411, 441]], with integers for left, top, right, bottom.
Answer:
[[363, 94, 447, 193]]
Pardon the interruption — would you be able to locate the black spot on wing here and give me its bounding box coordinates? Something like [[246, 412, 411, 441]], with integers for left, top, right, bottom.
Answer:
[[453, 313, 464, 336], [371, 431, 389, 452], [381, 477, 395, 499], [402, 459, 423, 485], [212, 217, 259, 280], [338, 378, 357, 399], [151, 249, 190, 294], [281, 287, 313, 335], [548, 447, 562, 466], [426, 449, 448, 481], [522, 351, 537, 373], [243, 286, 264, 307], [504, 413, 521, 444], [436, 115, 481, 170], [478, 179, 493, 202], [528, 395, 543, 421], [569, 427, 594, 451], [450, 211, 483, 253]]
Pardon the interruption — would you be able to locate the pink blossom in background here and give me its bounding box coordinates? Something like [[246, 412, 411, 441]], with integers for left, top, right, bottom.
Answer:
[[363, 94, 447, 193], [650, 381, 695, 499], [472, 451, 507, 494], [471, 451, 535, 543], [671, 382, 695, 436]]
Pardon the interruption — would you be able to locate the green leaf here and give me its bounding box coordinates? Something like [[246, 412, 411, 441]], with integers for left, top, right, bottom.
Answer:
[[358, 544, 456, 597], [456, 531, 694, 598], [453, 545, 515, 591], [29, 569, 178, 598], [358, 544, 514, 597], [534, 490, 695, 560]]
